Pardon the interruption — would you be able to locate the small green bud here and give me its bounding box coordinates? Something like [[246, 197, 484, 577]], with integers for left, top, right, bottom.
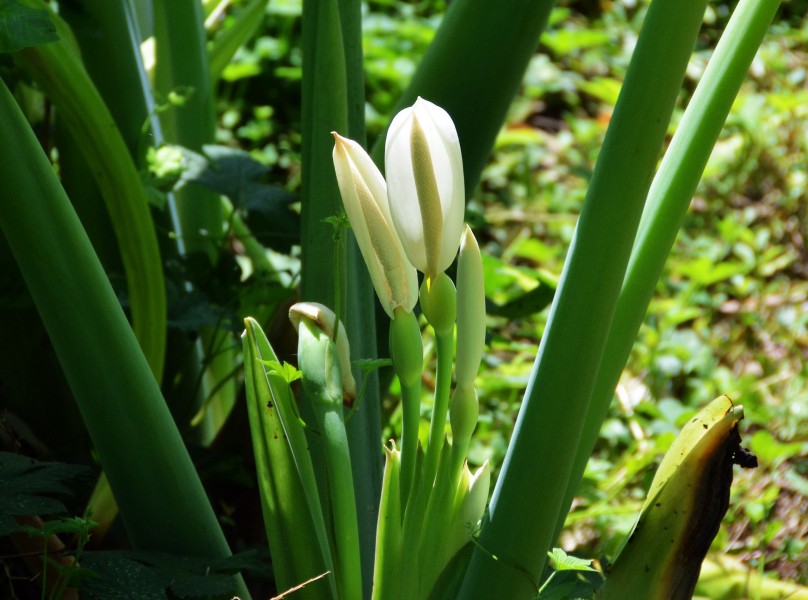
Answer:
[[289, 302, 356, 404], [453, 460, 490, 521], [419, 272, 457, 336], [455, 226, 486, 390], [296, 318, 344, 410]]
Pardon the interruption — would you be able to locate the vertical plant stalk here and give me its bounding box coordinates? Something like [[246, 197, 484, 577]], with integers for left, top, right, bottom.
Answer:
[[336, 0, 385, 591], [301, 0, 348, 311], [154, 0, 221, 259], [456, 0, 710, 597], [372, 0, 556, 195], [0, 80, 247, 598], [302, 0, 383, 594], [154, 0, 237, 443], [422, 330, 454, 492], [389, 310, 424, 509], [554, 0, 783, 542], [243, 319, 336, 599], [300, 0, 346, 571], [298, 321, 363, 600], [209, 0, 270, 82], [15, 1, 166, 381]]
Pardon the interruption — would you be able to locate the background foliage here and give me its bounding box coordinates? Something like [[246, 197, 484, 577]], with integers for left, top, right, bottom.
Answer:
[[1, 0, 806, 596]]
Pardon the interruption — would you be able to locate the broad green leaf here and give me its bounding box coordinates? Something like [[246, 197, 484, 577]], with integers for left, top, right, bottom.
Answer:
[[547, 548, 598, 573], [261, 359, 303, 384], [0, 0, 58, 53], [0, 452, 90, 536], [243, 318, 336, 599], [354, 357, 394, 372]]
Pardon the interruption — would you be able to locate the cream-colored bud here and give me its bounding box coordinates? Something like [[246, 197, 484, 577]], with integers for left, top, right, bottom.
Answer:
[[289, 302, 356, 403], [385, 98, 465, 279], [332, 133, 418, 318]]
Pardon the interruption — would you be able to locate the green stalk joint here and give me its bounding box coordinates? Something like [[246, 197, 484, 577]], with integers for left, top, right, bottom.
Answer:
[[390, 308, 424, 388], [449, 386, 478, 454]]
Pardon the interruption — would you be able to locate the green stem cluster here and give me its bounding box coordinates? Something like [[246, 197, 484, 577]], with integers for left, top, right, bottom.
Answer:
[[457, 0, 712, 596]]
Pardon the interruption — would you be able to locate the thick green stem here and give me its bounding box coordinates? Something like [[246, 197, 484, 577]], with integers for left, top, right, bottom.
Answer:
[[334, 2, 384, 590], [422, 330, 454, 493], [321, 409, 363, 599], [389, 310, 424, 509], [298, 322, 363, 600], [554, 0, 783, 543], [456, 0, 710, 596], [399, 380, 421, 511], [15, 0, 165, 381]]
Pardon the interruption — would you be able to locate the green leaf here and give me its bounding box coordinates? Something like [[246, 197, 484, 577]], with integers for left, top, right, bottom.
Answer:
[[541, 27, 611, 55], [748, 430, 805, 466], [243, 318, 336, 598], [78, 550, 265, 600], [488, 283, 555, 319], [546, 548, 598, 573], [168, 574, 237, 599], [354, 357, 393, 372], [261, 359, 303, 384], [80, 552, 167, 600], [23, 516, 97, 539], [175, 144, 300, 253], [577, 77, 623, 106], [0, 452, 90, 536], [0, 0, 58, 53]]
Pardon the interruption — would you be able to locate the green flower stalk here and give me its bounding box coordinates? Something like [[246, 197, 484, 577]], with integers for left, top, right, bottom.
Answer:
[[419, 271, 457, 494], [449, 226, 485, 486], [388, 308, 424, 507], [292, 303, 363, 599], [385, 98, 466, 495]]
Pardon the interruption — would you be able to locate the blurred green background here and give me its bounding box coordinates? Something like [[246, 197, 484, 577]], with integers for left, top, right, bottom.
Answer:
[[210, 0, 807, 586], [2, 0, 805, 594]]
